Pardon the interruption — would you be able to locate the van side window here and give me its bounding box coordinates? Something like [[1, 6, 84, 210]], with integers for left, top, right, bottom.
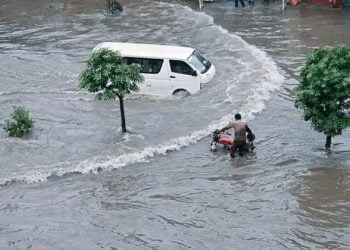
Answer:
[[123, 57, 163, 74], [170, 60, 194, 75]]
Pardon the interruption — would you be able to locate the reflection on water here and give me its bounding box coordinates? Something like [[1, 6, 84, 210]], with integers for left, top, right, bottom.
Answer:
[[290, 162, 350, 248], [296, 165, 350, 228]]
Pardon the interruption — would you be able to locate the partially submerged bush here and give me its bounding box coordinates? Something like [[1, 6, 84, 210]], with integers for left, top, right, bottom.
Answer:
[[4, 106, 34, 137]]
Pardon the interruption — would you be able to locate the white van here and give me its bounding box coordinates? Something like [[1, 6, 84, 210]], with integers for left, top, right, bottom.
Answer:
[[93, 42, 216, 97]]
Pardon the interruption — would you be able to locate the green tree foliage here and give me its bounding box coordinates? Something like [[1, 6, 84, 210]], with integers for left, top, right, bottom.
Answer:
[[294, 45, 350, 148], [79, 48, 144, 133], [4, 106, 34, 138]]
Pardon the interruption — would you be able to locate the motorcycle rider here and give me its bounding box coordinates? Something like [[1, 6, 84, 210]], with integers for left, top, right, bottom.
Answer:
[[220, 113, 253, 157]]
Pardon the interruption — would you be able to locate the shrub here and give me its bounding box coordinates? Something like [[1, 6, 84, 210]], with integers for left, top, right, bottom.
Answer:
[[4, 106, 34, 137]]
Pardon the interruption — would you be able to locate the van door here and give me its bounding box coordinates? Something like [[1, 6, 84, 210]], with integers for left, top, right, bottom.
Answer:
[[127, 58, 171, 96], [169, 60, 201, 94]]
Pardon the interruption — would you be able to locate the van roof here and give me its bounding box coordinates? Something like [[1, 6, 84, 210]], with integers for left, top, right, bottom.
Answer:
[[93, 42, 195, 60]]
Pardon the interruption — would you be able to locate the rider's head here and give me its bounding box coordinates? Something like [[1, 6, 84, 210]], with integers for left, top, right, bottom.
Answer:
[[235, 113, 241, 120]]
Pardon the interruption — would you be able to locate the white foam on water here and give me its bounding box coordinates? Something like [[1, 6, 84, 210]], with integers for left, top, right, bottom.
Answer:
[[0, 2, 284, 186], [0, 90, 84, 96], [0, 91, 11, 97], [161, 2, 284, 120]]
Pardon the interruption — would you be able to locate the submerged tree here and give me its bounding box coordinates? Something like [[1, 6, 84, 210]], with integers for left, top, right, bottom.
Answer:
[[63, 0, 68, 10], [79, 48, 144, 133], [4, 106, 34, 138], [106, 0, 123, 14], [294, 45, 350, 148]]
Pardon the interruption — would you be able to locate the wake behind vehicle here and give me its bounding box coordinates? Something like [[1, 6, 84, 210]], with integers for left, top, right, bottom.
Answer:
[[93, 42, 216, 97], [210, 129, 255, 153]]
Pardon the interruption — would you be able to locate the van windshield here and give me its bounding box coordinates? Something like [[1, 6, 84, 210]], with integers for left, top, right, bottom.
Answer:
[[187, 50, 211, 74]]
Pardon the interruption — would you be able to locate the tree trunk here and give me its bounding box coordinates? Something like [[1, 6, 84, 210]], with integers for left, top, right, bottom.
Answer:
[[325, 135, 332, 149], [63, 0, 68, 10], [118, 96, 127, 133]]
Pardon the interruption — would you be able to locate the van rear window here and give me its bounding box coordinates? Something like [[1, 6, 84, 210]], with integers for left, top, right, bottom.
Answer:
[[123, 57, 163, 74]]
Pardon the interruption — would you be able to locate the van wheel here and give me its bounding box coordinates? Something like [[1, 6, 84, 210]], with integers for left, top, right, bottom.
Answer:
[[173, 89, 190, 98]]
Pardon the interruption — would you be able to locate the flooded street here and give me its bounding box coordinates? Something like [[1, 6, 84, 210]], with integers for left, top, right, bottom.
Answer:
[[0, 0, 350, 249]]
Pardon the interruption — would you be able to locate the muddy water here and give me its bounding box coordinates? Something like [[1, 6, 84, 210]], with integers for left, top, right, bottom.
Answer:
[[0, 0, 350, 249]]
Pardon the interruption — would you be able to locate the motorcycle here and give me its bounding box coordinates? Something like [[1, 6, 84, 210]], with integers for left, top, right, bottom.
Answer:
[[210, 129, 255, 153]]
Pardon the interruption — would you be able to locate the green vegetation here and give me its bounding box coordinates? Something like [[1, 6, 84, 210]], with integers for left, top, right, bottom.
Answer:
[[4, 106, 34, 138], [294, 45, 350, 148], [79, 48, 144, 133]]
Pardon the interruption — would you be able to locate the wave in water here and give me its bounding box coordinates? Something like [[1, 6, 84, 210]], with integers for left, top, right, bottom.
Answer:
[[0, 2, 284, 185]]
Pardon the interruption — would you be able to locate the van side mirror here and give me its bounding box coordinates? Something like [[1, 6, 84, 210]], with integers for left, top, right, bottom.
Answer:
[[192, 71, 198, 77]]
